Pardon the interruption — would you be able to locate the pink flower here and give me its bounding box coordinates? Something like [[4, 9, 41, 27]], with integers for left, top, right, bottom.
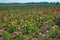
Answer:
[[12, 32, 18, 35], [19, 32, 22, 34], [0, 30, 3, 32]]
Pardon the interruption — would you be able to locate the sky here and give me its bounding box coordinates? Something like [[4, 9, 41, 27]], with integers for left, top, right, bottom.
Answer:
[[0, 0, 60, 3]]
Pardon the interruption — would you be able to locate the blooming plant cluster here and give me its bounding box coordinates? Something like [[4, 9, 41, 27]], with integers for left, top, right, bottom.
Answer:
[[0, 6, 60, 40]]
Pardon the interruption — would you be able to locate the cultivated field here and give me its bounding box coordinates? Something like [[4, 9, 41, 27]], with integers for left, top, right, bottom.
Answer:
[[0, 4, 60, 40]]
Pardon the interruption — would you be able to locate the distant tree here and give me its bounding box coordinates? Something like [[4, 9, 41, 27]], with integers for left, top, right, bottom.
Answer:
[[56, 2, 59, 4]]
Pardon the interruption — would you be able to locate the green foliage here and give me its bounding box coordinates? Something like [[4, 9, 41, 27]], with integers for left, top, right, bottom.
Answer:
[[7, 24, 17, 33], [44, 15, 56, 22], [0, 5, 60, 40], [2, 31, 12, 40], [43, 27, 60, 40], [55, 17, 60, 25]]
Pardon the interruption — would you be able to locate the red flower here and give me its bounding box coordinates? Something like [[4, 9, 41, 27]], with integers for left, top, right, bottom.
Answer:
[[30, 37, 33, 40], [47, 22, 50, 26], [43, 30, 47, 32], [0, 22, 2, 24], [3, 28, 7, 31], [58, 24, 60, 26], [8, 22, 12, 24]]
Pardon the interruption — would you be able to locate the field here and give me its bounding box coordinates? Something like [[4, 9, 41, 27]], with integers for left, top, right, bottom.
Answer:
[[0, 4, 60, 40]]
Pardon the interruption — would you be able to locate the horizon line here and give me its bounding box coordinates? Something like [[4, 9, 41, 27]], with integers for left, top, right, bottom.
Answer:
[[0, 1, 60, 3]]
